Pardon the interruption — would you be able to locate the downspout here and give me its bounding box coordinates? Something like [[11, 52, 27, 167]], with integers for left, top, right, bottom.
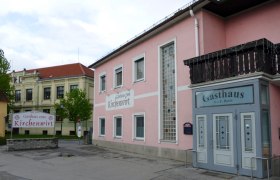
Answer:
[[190, 9, 200, 56]]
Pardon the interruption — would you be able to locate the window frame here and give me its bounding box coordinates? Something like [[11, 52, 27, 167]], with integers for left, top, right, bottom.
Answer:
[[26, 88, 33, 101], [99, 117, 106, 136], [56, 86, 64, 99], [43, 87, 51, 100], [133, 54, 145, 83], [99, 72, 106, 92], [133, 113, 145, 141], [15, 90, 21, 102], [70, 84, 78, 92], [113, 115, 122, 138], [114, 65, 123, 88]]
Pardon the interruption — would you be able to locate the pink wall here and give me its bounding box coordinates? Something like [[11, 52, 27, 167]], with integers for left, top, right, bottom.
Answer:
[[94, 16, 196, 150], [201, 10, 226, 54], [225, 1, 280, 47], [269, 83, 280, 155]]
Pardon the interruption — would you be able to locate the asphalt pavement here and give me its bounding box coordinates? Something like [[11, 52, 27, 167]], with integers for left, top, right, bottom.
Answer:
[[0, 140, 274, 180]]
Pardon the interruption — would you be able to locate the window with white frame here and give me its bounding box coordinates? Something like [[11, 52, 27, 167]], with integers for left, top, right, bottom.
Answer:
[[134, 114, 145, 140], [99, 118, 105, 136], [99, 73, 106, 92], [114, 116, 122, 137], [134, 57, 144, 82], [114, 66, 123, 88]]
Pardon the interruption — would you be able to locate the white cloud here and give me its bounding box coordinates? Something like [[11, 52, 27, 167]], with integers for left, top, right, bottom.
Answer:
[[0, 0, 192, 71]]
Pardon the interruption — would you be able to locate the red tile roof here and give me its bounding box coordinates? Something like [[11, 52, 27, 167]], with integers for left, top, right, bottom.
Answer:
[[24, 63, 94, 80]]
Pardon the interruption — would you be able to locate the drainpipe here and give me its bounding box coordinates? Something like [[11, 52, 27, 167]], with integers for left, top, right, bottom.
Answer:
[[190, 9, 200, 56]]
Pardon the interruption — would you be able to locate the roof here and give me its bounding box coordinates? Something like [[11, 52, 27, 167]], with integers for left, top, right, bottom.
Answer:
[[89, 0, 272, 68], [0, 91, 8, 102], [21, 63, 94, 80]]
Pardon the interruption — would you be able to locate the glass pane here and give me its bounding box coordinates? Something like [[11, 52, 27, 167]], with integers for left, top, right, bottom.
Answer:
[[115, 68, 122, 86], [244, 115, 253, 151], [198, 117, 205, 147], [261, 85, 268, 105], [101, 76, 106, 91], [116, 117, 122, 136], [135, 58, 144, 80], [216, 116, 229, 150], [136, 116, 144, 138], [100, 119, 105, 135], [262, 111, 270, 157]]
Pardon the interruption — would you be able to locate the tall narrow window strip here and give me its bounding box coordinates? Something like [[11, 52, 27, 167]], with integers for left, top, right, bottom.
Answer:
[[135, 58, 144, 81], [26, 89, 32, 101], [115, 67, 123, 87], [161, 43, 176, 141], [44, 87, 51, 100]]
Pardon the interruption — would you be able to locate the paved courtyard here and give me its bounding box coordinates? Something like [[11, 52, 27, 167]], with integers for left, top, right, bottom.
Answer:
[[0, 140, 270, 180]]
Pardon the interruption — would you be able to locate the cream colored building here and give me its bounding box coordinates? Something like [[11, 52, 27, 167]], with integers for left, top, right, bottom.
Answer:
[[8, 63, 94, 135]]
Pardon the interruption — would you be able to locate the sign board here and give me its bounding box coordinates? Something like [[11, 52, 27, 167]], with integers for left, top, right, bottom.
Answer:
[[12, 111, 55, 128], [196, 85, 254, 108], [106, 90, 134, 111]]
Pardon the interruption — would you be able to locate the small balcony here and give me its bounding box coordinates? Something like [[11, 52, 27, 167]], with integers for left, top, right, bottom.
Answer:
[[184, 38, 280, 85]]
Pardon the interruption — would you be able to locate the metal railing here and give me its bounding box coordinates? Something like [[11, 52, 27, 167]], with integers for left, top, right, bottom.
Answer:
[[251, 155, 280, 179]]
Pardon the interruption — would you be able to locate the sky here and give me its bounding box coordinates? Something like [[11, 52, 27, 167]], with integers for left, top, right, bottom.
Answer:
[[0, 0, 193, 72]]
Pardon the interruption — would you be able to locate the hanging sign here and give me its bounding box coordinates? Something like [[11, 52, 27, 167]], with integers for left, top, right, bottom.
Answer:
[[196, 85, 253, 108], [106, 90, 134, 111], [12, 111, 55, 128]]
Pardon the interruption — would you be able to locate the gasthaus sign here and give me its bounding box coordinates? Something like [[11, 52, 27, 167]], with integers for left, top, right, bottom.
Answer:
[[12, 111, 55, 128], [106, 90, 134, 111], [196, 85, 254, 108]]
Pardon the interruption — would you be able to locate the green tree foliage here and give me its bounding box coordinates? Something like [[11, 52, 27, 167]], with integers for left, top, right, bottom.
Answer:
[[0, 49, 14, 102], [55, 89, 92, 133]]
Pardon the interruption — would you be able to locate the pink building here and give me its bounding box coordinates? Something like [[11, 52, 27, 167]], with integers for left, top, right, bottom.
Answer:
[[90, 0, 280, 178]]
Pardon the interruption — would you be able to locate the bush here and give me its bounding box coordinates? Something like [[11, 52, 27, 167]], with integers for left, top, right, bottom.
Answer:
[[0, 137, 6, 145]]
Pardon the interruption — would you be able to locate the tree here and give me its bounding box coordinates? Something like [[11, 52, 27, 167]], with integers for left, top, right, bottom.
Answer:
[[0, 49, 14, 106], [55, 89, 92, 134]]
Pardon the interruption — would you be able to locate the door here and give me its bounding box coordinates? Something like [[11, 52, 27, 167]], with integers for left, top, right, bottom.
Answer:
[[196, 115, 207, 163], [213, 113, 234, 167], [241, 112, 256, 170]]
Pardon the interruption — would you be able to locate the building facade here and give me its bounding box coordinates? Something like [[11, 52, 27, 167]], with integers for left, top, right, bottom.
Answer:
[[90, 0, 280, 178], [8, 63, 94, 136], [0, 92, 8, 137]]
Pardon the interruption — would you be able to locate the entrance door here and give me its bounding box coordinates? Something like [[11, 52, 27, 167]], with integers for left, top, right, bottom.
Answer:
[[213, 114, 234, 167]]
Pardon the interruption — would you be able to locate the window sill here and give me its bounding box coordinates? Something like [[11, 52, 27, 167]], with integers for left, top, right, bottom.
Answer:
[[133, 79, 145, 84], [133, 138, 145, 142]]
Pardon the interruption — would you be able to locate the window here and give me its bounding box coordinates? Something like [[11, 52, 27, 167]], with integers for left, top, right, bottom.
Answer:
[[134, 114, 145, 139], [134, 57, 145, 82], [114, 66, 123, 88], [15, 90, 21, 102], [25, 130, 30, 135], [26, 89, 32, 101], [99, 118, 105, 136], [114, 116, 122, 137], [25, 109, 32, 112], [261, 85, 268, 105], [99, 74, 106, 92], [43, 109, 50, 114], [69, 131, 75, 135], [56, 131, 62, 135], [42, 130, 48, 135], [57, 86, 64, 99], [70, 85, 78, 92], [44, 87, 51, 100]]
